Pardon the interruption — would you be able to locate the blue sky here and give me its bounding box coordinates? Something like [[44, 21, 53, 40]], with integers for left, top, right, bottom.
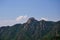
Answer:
[[0, 0, 60, 26]]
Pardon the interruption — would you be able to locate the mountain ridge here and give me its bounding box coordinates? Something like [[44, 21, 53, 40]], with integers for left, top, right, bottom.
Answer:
[[0, 17, 60, 40]]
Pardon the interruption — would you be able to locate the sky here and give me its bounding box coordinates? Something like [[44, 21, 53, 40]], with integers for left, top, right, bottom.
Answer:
[[0, 0, 60, 26]]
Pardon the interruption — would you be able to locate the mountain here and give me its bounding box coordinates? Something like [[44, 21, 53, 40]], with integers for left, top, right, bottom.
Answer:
[[0, 17, 60, 40]]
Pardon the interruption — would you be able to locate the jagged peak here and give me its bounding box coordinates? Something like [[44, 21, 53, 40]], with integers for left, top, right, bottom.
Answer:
[[26, 17, 37, 24], [28, 17, 36, 21], [40, 20, 46, 22]]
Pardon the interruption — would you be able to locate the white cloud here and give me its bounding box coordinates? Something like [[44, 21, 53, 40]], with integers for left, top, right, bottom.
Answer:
[[16, 16, 28, 22], [40, 17, 48, 21], [0, 16, 29, 27], [16, 16, 29, 23]]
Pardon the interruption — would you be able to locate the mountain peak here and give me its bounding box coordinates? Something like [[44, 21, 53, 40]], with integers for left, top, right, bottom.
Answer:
[[26, 17, 37, 24], [28, 17, 35, 21], [40, 20, 46, 22]]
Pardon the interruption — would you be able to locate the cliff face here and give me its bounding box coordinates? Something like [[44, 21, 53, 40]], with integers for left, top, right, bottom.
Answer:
[[0, 17, 60, 40]]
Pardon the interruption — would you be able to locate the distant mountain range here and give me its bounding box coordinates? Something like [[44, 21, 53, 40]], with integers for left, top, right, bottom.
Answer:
[[0, 17, 60, 40]]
